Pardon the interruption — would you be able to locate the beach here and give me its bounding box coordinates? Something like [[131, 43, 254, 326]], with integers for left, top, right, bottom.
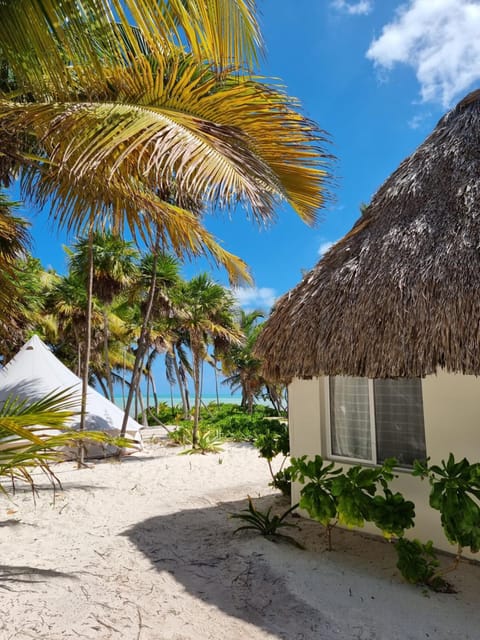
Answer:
[[1, 439, 479, 640]]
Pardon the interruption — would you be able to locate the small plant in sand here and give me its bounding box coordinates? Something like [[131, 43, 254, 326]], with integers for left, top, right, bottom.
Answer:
[[180, 427, 224, 455], [271, 466, 293, 498], [169, 423, 192, 445], [254, 419, 291, 496], [231, 496, 303, 548]]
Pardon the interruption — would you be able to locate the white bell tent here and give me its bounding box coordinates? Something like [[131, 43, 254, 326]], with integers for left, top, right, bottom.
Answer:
[[0, 335, 142, 456]]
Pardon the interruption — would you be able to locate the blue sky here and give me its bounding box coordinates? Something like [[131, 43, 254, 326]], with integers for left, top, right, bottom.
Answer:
[[15, 0, 478, 307], [213, 0, 480, 309], [8, 0, 480, 395]]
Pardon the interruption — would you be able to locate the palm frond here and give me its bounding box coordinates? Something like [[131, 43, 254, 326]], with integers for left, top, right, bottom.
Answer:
[[0, 387, 134, 494], [17, 168, 252, 285], [0, 0, 262, 99], [0, 51, 331, 223]]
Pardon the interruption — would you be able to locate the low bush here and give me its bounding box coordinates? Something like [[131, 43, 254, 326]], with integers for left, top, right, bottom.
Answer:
[[395, 538, 451, 592], [155, 402, 287, 444]]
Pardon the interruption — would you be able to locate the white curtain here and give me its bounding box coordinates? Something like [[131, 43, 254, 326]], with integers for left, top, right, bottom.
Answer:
[[329, 376, 372, 460]]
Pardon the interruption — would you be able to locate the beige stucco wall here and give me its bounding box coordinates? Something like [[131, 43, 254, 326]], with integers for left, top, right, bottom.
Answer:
[[288, 372, 480, 558]]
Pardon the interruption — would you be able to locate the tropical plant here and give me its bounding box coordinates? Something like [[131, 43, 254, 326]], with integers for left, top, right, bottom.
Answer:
[[271, 466, 293, 498], [169, 423, 193, 446], [120, 251, 181, 431], [168, 341, 193, 421], [12, 257, 60, 336], [261, 383, 288, 415], [1, 1, 332, 456], [0, 388, 127, 494], [0, 1, 264, 99], [174, 274, 242, 447], [45, 272, 103, 377], [254, 419, 290, 490], [394, 538, 451, 592], [0, 0, 330, 279], [413, 454, 480, 574], [231, 496, 303, 548], [181, 427, 224, 455], [67, 232, 140, 402], [156, 402, 281, 442], [0, 191, 32, 354], [222, 310, 265, 412], [289, 455, 341, 549], [289, 455, 415, 550]]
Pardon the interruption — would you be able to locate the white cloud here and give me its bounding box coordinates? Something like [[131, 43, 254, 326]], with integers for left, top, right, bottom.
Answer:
[[331, 0, 373, 15], [318, 236, 342, 257], [367, 0, 480, 106], [408, 111, 431, 129], [318, 241, 335, 257], [232, 286, 277, 310]]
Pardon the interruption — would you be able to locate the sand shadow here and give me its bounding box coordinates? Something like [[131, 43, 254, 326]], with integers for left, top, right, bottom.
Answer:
[[0, 519, 21, 528], [10, 483, 108, 495], [0, 564, 77, 590], [122, 495, 335, 640]]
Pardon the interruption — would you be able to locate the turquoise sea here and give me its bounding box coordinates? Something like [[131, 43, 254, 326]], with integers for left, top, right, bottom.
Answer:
[[114, 394, 243, 414]]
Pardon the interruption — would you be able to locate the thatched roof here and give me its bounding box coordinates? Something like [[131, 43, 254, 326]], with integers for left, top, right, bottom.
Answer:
[[256, 89, 480, 381]]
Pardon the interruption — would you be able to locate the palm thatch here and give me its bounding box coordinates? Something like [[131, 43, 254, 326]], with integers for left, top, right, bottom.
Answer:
[[256, 89, 480, 381]]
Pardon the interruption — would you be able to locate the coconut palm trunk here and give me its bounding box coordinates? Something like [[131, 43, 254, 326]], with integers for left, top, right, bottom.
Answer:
[[103, 308, 115, 401], [171, 347, 190, 420], [191, 332, 203, 447], [79, 228, 94, 466], [76, 340, 82, 378], [214, 357, 220, 406], [120, 237, 160, 437]]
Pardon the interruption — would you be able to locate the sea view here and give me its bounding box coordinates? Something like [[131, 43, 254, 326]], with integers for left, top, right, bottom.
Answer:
[[114, 394, 243, 414]]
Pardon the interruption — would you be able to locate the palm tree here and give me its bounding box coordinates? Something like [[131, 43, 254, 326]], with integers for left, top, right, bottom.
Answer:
[[222, 310, 265, 413], [138, 253, 180, 411], [68, 232, 139, 401], [166, 332, 193, 420], [84, 306, 135, 400], [0, 191, 33, 356], [0, 1, 263, 98], [175, 274, 242, 446], [0, 3, 331, 251], [45, 273, 98, 377], [0, 2, 332, 446], [120, 250, 181, 431], [223, 310, 288, 413]]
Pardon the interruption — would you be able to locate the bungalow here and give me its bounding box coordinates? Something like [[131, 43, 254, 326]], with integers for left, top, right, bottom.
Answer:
[[256, 89, 480, 558]]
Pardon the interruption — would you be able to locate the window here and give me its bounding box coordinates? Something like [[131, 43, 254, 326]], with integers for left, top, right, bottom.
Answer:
[[327, 376, 426, 468]]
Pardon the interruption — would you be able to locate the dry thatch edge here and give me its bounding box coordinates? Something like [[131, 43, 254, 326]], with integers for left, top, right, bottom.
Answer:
[[256, 89, 480, 381]]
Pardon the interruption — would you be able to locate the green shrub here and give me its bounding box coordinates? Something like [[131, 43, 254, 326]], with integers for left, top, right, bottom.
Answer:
[[289, 455, 415, 550], [414, 454, 480, 554], [395, 538, 451, 592], [271, 466, 293, 497], [164, 403, 287, 444], [139, 401, 185, 424]]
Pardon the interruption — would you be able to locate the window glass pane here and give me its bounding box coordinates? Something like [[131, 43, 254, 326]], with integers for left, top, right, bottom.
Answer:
[[373, 378, 426, 467], [330, 376, 372, 460]]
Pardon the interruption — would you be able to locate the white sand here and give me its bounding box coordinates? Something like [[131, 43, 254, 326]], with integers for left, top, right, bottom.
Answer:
[[1, 440, 479, 640]]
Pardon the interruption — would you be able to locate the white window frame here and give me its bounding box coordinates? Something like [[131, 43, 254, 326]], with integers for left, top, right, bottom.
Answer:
[[324, 376, 424, 467]]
